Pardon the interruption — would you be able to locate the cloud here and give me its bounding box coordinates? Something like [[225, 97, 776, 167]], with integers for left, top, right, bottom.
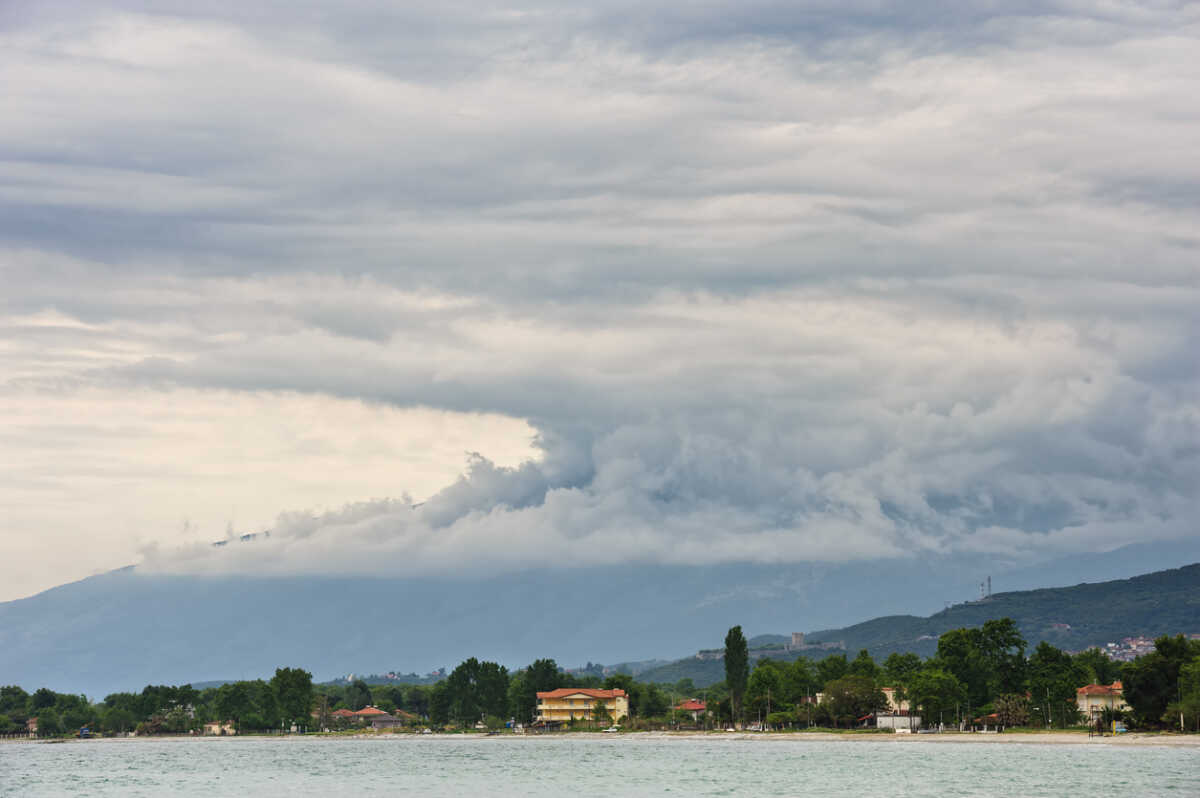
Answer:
[[2, 2, 1198, 593]]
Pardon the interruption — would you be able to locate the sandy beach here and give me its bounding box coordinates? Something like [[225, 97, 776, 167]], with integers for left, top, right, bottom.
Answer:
[[10, 730, 1199, 747]]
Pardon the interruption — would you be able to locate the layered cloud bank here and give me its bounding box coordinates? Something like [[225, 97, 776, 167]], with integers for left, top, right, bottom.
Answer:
[[2, 2, 1198, 593]]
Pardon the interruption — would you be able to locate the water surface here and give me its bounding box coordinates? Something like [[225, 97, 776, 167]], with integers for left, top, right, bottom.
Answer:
[[2, 735, 1197, 797]]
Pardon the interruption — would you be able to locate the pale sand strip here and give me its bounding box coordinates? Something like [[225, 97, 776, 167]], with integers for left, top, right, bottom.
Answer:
[[9, 731, 1199, 747]]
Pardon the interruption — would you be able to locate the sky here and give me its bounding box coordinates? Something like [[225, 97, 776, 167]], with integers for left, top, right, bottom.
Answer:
[[1, 1, 1197, 601]]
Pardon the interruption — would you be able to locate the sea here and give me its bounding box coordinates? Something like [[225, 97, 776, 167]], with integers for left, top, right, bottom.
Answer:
[[2, 735, 1197, 796]]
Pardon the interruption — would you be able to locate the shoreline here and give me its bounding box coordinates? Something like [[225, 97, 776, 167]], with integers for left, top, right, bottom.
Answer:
[[8, 730, 1199, 747]]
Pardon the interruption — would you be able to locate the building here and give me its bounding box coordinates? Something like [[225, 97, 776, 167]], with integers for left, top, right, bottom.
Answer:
[[370, 709, 417, 730], [875, 713, 921, 731], [675, 699, 707, 721], [203, 720, 236, 736], [879, 687, 911, 713], [1076, 682, 1129, 718], [354, 706, 390, 722], [536, 688, 628, 724]]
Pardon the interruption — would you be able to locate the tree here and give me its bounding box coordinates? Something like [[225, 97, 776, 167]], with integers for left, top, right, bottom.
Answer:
[[782, 658, 816, 705], [444, 658, 510, 726], [745, 661, 783, 722], [882, 653, 923, 686], [510, 658, 562, 724], [994, 694, 1030, 728], [1075, 648, 1121, 685], [724, 626, 749, 728], [848, 649, 879, 679], [591, 697, 612, 728], [215, 682, 252, 726], [1122, 635, 1200, 728], [815, 654, 849, 690], [907, 668, 966, 727], [36, 708, 63, 736], [271, 667, 314, 729], [1028, 642, 1086, 728], [823, 675, 886, 727], [978, 619, 1027, 697], [429, 681, 451, 726], [1169, 658, 1200, 732], [345, 680, 372, 712], [31, 688, 57, 712], [0, 685, 29, 718], [935, 619, 1026, 709]]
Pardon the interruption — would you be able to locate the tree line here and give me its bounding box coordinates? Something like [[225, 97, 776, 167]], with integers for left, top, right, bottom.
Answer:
[[3, 619, 1198, 736], [721, 621, 1200, 730]]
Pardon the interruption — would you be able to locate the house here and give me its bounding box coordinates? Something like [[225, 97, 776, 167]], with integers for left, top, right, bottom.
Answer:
[[536, 688, 628, 724], [353, 706, 389, 724], [1076, 682, 1129, 718], [331, 708, 357, 720], [879, 687, 911, 713], [203, 720, 236, 736], [371, 709, 417, 730], [26, 717, 37, 735], [675, 699, 707, 722], [370, 714, 403, 730]]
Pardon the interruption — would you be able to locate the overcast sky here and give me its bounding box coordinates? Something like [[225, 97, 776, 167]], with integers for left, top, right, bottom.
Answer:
[[2, 1, 1197, 601]]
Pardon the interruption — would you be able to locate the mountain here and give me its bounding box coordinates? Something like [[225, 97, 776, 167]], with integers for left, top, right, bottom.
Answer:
[[2, 538, 1199, 698], [633, 562, 1200, 686]]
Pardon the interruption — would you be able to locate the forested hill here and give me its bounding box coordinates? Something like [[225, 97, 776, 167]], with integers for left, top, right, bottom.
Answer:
[[806, 561, 1200, 657], [636, 562, 1200, 686]]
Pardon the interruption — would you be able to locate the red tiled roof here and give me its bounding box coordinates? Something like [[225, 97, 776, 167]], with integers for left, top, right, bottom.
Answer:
[[331, 708, 357, 717], [1077, 682, 1123, 696], [354, 706, 390, 716], [536, 688, 627, 699], [675, 699, 706, 711]]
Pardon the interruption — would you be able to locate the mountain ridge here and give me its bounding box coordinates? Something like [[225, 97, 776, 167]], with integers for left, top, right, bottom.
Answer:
[[632, 562, 1200, 686]]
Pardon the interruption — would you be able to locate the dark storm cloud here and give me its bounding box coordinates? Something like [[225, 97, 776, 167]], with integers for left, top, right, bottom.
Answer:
[[2, 1, 1198, 581]]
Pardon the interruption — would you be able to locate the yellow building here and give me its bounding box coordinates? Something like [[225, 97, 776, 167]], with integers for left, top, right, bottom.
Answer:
[[880, 687, 911, 713], [536, 688, 629, 724]]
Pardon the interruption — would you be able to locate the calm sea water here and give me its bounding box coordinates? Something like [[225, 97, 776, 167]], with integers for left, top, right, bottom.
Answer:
[[2, 735, 1197, 797]]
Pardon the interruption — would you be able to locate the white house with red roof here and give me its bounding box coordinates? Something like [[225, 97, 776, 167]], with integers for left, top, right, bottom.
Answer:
[[1076, 681, 1128, 718]]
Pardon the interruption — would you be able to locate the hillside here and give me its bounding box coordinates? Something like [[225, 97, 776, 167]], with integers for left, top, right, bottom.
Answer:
[[635, 563, 1200, 686], [3, 544, 1198, 698]]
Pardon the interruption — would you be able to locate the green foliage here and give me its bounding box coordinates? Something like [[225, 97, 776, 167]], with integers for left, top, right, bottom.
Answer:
[[345, 679, 372, 711], [1074, 648, 1121, 685], [1027, 641, 1086, 728], [443, 658, 509, 726], [591, 698, 612, 726], [935, 618, 1026, 708], [1122, 635, 1200, 728], [36, 708, 63, 736], [31, 688, 57, 711], [270, 667, 314, 728], [907, 668, 966, 723], [0, 685, 29, 717], [815, 654, 849, 690], [745, 661, 783, 720], [823, 675, 886, 726], [848, 649, 879, 679], [882, 653, 923, 686], [724, 626, 749, 723], [509, 658, 563, 723], [994, 694, 1030, 727]]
